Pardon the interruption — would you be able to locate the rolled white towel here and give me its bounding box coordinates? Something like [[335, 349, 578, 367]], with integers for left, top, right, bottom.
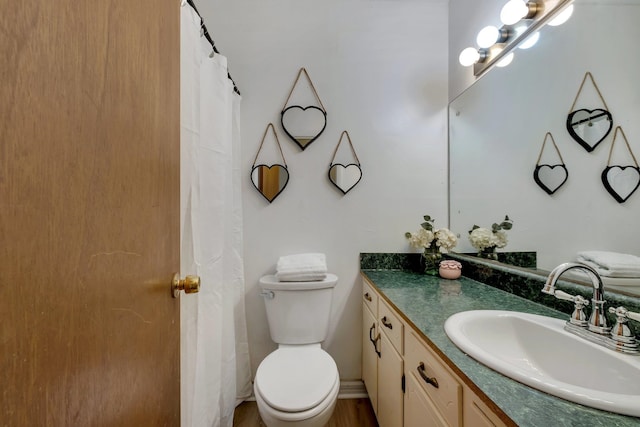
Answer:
[[576, 251, 640, 278], [276, 253, 327, 274]]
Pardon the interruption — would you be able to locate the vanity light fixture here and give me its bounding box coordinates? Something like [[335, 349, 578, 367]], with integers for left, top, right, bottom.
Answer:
[[496, 52, 515, 67], [476, 26, 510, 49], [548, 3, 574, 26], [458, 47, 487, 67], [518, 31, 540, 49], [459, 0, 574, 76], [500, 0, 543, 25]]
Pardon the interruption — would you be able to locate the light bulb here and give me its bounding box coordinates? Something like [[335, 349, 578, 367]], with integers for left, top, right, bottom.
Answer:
[[500, 0, 528, 25], [459, 47, 481, 67], [548, 4, 574, 26], [476, 26, 500, 48], [496, 52, 515, 67], [518, 31, 540, 49]]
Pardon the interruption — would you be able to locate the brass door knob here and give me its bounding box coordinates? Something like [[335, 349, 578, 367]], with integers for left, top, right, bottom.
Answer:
[[172, 273, 200, 298]]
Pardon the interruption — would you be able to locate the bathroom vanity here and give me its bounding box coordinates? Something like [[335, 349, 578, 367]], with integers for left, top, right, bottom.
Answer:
[[360, 266, 640, 427]]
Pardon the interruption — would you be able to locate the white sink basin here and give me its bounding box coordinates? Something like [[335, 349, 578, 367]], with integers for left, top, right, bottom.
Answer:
[[444, 310, 640, 417]]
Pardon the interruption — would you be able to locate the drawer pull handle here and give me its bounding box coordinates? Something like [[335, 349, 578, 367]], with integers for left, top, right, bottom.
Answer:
[[381, 316, 393, 329], [417, 362, 439, 389], [369, 323, 381, 358], [364, 292, 372, 302]]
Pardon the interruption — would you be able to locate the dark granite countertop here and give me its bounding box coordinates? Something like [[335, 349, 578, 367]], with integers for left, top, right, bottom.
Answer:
[[361, 269, 640, 427]]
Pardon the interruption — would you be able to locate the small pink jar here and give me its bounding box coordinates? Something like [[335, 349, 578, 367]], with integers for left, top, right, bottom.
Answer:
[[439, 260, 462, 279]]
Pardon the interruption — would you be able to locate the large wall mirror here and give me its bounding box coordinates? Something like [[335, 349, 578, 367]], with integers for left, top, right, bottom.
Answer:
[[449, 0, 640, 296]]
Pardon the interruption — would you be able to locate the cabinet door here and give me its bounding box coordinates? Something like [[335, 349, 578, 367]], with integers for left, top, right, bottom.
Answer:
[[378, 331, 404, 427], [362, 304, 379, 415], [405, 372, 448, 427], [463, 385, 509, 427]]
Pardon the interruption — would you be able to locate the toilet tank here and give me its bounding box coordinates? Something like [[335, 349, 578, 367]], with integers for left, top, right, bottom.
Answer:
[[259, 274, 338, 345]]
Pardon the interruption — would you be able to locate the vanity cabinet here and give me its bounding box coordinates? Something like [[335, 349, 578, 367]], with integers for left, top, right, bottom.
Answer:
[[362, 283, 379, 415], [362, 277, 509, 427], [362, 280, 404, 427]]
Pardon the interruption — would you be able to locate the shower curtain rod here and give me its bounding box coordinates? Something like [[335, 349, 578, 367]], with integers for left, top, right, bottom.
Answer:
[[186, 0, 241, 96]]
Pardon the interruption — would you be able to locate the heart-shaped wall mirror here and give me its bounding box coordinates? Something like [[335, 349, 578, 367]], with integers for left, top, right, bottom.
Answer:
[[281, 105, 327, 150], [329, 164, 362, 195], [533, 133, 568, 195], [328, 131, 362, 195], [280, 68, 327, 151], [566, 72, 613, 152], [251, 164, 290, 203], [250, 123, 289, 203], [601, 126, 640, 203]]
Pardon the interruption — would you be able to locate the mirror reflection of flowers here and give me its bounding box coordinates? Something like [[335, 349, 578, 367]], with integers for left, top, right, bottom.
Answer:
[[468, 215, 513, 260], [405, 215, 458, 275]]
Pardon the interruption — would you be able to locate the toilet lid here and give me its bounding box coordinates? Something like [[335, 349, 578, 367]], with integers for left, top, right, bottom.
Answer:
[[255, 346, 338, 413]]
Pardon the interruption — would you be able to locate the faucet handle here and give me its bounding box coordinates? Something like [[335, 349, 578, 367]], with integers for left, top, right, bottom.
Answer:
[[553, 290, 589, 306], [552, 290, 589, 327], [609, 306, 640, 323], [608, 306, 639, 344]]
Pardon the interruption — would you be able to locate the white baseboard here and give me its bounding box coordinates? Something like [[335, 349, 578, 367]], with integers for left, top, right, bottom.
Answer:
[[338, 380, 368, 399], [241, 380, 369, 402]]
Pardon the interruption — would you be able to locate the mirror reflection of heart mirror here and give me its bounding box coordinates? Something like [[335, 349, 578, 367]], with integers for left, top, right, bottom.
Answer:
[[601, 165, 640, 203], [534, 164, 568, 195], [251, 165, 289, 203], [280, 105, 327, 150], [601, 126, 640, 203], [566, 108, 612, 152], [329, 164, 362, 195], [533, 132, 568, 196], [566, 72, 613, 153]]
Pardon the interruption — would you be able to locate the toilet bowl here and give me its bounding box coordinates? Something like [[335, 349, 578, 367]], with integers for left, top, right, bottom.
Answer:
[[254, 344, 339, 426], [254, 345, 339, 427], [255, 274, 340, 427]]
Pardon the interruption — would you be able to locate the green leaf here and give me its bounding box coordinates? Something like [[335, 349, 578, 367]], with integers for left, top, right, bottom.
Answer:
[[423, 215, 432, 221], [421, 222, 433, 231], [405, 232, 412, 238]]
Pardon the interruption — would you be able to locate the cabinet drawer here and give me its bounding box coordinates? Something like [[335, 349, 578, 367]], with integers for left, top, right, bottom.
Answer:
[[379, 298, 403, 355], [405, 329, 462, 427], [362, 279, 378, 316]]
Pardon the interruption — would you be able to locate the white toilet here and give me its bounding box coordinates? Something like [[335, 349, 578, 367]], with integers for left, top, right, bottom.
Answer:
[[254, 274, 339, 427]]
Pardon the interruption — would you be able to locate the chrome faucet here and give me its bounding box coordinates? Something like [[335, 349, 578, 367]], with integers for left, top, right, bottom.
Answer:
[[543, 262, 640, 355]]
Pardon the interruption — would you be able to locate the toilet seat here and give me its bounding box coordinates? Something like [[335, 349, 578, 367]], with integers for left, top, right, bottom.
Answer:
[[254, 345, 339, 413]]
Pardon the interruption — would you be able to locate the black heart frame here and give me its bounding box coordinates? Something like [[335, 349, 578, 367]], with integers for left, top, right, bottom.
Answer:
[[601, 165, 640, 203], [250, 164, 290, 203], [533, 164, 568, 195], [328, 163, 363, 195], [566, 108, 613, 152], [280, 105, 327, 151]]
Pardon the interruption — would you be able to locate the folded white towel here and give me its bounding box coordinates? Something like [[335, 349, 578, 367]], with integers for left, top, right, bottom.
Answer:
[[576, 251, 640, 278], [277, 253, 327, 274], [275, 272, 328, 282]]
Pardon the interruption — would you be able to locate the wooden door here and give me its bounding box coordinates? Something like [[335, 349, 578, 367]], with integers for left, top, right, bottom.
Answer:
[[0, 1, 180, 425]]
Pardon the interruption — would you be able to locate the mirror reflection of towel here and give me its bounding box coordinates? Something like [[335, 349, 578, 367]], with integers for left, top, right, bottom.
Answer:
[[576, 251, 640, 278]]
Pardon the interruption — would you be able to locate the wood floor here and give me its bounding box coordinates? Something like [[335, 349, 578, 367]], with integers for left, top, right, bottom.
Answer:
[[233, 398, 378, 427]]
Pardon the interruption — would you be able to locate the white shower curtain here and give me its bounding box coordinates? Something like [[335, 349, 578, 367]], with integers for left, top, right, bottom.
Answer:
[[180, 4, 252, 427]]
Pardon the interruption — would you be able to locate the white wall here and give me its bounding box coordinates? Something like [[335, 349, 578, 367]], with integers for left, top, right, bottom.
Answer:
[[194, 0, 449, 381]]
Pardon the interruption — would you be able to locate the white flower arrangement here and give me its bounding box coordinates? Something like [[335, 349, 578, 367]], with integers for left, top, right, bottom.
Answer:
[[405, 215, 458, 254], [468, 215, 513, 254]]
